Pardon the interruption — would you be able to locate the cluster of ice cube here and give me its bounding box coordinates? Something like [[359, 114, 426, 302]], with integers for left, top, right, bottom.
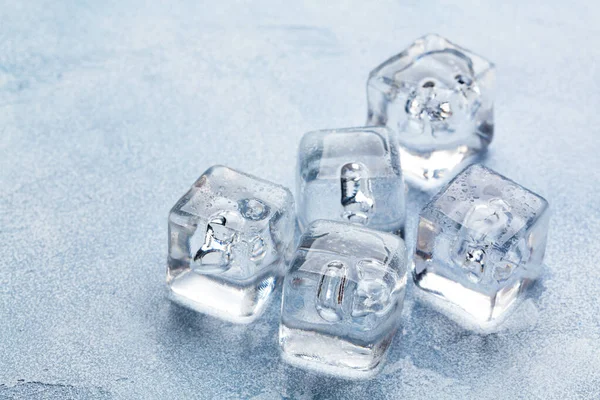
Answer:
[[166, 34, 550, 379]]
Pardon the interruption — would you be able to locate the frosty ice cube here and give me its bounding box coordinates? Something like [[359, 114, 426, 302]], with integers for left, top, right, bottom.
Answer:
[[280, 220, 407, 378], [413, 164, 550, 331], [168, 165, 295, 323], [367, 34, 495, 190], [296, 126, 406, 235]]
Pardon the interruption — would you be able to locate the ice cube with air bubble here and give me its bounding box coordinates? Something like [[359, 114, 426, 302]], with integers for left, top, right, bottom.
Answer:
[[167, 165, 295, 323], [367, 34, 495, 190], [280, 220, 407, 378], [412, 164, 550, 331], [296, 126, 406, 235]]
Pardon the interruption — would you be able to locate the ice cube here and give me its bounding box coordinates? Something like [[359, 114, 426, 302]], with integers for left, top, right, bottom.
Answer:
[[367, 34, 495, 190], [296, 126, 406, 235], [167, 165, 295, 323], [280, 220, 407, 378], [413, 164, 550, 331]]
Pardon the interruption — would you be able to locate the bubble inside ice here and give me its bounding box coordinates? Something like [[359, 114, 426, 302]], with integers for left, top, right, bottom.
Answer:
[[315, 260, 349, 322], [340, 162, 375, 224], [239, 198, 270, 221]]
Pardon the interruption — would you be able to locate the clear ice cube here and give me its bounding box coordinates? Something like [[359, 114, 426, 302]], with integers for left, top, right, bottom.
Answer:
[[280, 220, 407, 378], [367, 34, 495, 190], [168, 165, 295, 323], [296, 126, 406, 235], [413, 164, 550, 331]]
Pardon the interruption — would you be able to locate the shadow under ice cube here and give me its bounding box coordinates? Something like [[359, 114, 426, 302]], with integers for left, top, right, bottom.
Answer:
[[168, 165, 295, 323], [296, 126, 406, 234], [280, 220, 407, 378], [413, 164, 550, 331], [367, 34, 495, 190]]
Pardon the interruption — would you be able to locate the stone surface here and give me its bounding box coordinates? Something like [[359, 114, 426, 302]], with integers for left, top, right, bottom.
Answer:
[[367, 34, 495, 191], [296, 126, 405, 234], [280, 220, 407, 378], [1, 0, 599, 398], [413, 164, 549, 331]]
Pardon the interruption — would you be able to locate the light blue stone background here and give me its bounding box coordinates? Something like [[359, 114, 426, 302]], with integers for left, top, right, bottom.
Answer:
[[1, 1, 599, 398]]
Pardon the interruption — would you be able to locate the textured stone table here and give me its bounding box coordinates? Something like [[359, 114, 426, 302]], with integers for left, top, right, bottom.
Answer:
[[1, 1, 599, 398]]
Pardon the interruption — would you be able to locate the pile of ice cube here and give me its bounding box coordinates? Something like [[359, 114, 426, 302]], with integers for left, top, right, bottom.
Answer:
[[166, 34, 550, 379]]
